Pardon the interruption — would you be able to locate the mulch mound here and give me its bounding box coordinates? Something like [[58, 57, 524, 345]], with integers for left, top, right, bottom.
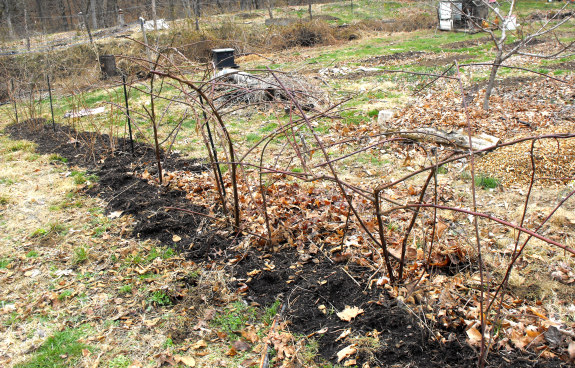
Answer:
[[5, 120, 569, 367]]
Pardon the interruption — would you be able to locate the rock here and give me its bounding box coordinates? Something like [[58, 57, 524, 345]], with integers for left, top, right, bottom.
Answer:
[[377, 110, 396, 124]]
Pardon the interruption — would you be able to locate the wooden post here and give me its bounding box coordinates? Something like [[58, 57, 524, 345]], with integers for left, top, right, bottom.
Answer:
[[139, 17, 153, 70], [118, 8, 126, 27], [47, 75, 56, 131], [122, 74, 135, 153]]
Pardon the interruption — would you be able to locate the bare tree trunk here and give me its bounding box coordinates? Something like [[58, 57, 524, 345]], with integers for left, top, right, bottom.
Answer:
[[483, 51, 502, 110], [24, 8, 31, 51], [34, 0, 47, 33], [102, 0, 108, 27], [151, 0, 157, 30], [182, 0, 192, 18], [193, 0, 200, 30], [2, 0, 15, 39], [308, 0, 312, 20], [266, 0, 273, 19], [59, 0, 69, 30], [89, 0, 97, 29]]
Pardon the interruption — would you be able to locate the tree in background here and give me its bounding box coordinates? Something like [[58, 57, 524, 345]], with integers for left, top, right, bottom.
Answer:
[[471, 0, 574, 110]]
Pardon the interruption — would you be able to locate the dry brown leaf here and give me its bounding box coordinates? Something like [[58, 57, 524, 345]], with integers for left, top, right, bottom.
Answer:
[[466, 327, 483, 346], [175, 355, 196, 367], [190, 340, 207, 350], [336, 328, 351, 341], [337, 344, 357, 362], [232, 339, 251, 352], [172, 235, 182, 242], [337, 306, 364, 322], [568, 342, 575, 360]]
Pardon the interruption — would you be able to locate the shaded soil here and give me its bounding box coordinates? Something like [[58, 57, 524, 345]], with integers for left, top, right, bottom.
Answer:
[[418, 53, 472, 67], [363, 51, 427, 66], [5, 120, 570, 367], [443, 37, 491, 50]]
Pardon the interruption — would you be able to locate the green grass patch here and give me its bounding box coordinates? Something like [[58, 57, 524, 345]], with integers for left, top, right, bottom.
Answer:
[[73, 246, 88, 264], [26, 250, 39, 258], [14, 325, 92, 368], [0, 194, 10, 205], [48, 154, 68, 163], [0, 177, 16, 185], [7, 141, 35, 153], [475, 173, 499, 189], [148, 290, 172, 307], [0, 257, 12, 269], [245, 133, 262, 143], [108, 355, 131, 368], [119, 284, 133, 295], [211, 301, 258, 339], [70, 171, 98, 185], [263, 300, 281, 326]]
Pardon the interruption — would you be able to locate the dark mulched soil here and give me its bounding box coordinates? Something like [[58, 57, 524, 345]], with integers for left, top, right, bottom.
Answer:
[[5, 120, 569, 367]]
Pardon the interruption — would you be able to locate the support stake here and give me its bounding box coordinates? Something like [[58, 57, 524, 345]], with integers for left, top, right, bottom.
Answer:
[[46, 75, 56, 132], [199, 94, 225, 197], [122, 74, 135, 153], [11, 79, 18, 124]]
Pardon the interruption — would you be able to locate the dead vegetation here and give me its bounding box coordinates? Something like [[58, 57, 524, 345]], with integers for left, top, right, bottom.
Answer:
[[1, 1, 575, 367]]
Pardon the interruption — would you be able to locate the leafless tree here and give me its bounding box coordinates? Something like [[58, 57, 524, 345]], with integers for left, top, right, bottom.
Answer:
[[472, 0, 574, 110]]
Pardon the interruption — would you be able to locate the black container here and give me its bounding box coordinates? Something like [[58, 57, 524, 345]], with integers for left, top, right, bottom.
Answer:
[[212, 48, 238, 70], [99, 55, 118, 78]]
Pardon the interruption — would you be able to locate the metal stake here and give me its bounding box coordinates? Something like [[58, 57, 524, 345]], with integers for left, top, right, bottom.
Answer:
[[199, 94, 225, 197], [122, 74, 134, 153], [11, 79, 18, 124], [47, 75, 56, 131]]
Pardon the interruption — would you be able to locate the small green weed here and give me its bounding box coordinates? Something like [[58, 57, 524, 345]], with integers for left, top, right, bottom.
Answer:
[[147, 246, 176, 261], [260, 122, 278, 132], [475, 174, 499, 189], [263, 300, 281, 325], [0, 177, 15, 185], [211, 301, 257, 338], [0, 257, 12, 268], [148, 290, 172, 307], [246, 133, 262, 143], [119, 284, 133, 294], [25, 153, 41, 162], [162, 338, 175, 349], [30, 228, 48, 238], [26, 250, 39, 258], [73, 246, 88, 264], [437, 165, 448, 174], [49, 154, 68, 163], [30, 221, 68, 238], [3, 311, 21, 326], [108, 355, 131, 368], [0, 194, 9, 205], [58, 289, 74, 301], [367, 109, 379, 118], [70, 171, 98, 185]]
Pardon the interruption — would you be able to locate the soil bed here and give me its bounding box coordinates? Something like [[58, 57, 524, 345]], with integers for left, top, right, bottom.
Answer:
[[5, 121, 570, 367]]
